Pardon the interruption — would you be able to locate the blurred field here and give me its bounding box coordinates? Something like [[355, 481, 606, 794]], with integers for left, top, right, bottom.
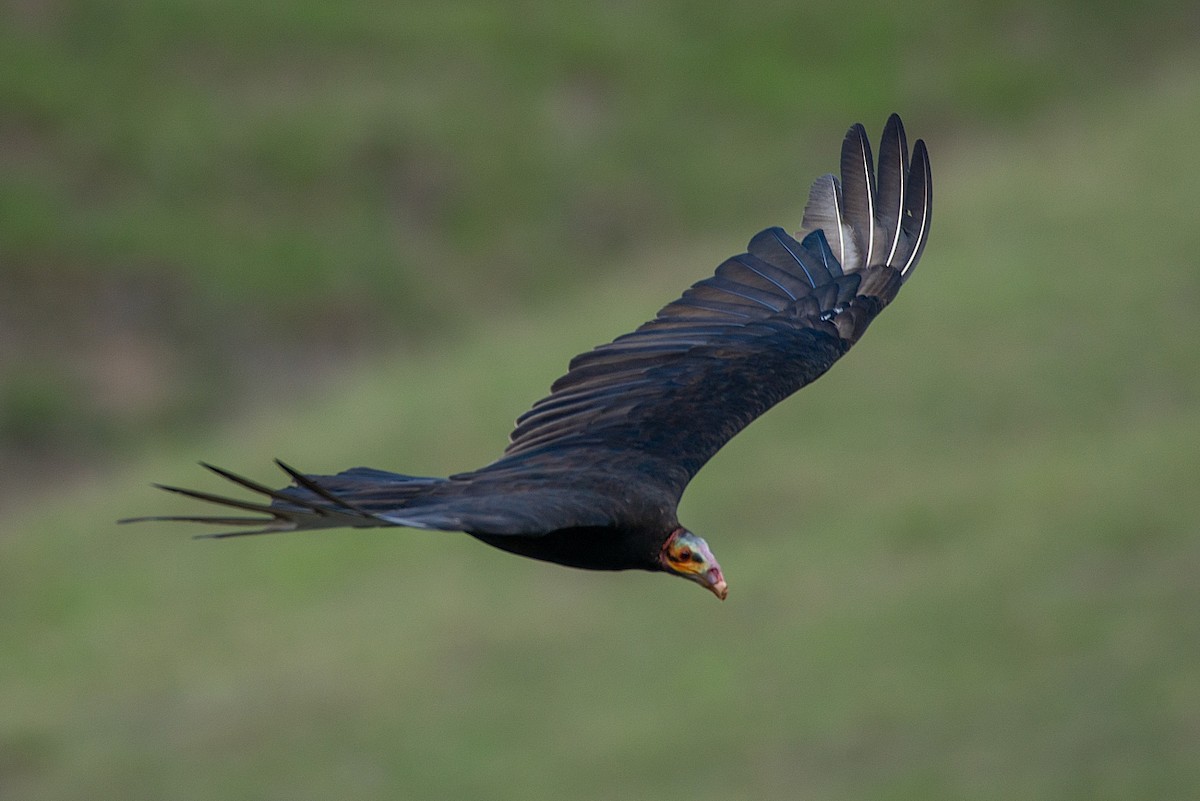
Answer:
[[3, 2, 1200, 800], [4, 0, 1198, 480]]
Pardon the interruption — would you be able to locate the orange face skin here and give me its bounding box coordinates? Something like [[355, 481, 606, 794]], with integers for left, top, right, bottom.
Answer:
[[660, 528, 729, 600]]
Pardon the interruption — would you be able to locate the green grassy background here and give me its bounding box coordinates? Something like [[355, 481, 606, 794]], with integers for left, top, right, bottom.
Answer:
[[3, 2, 1199, 799]]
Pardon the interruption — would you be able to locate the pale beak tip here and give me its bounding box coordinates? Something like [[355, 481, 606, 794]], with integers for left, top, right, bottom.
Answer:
[[712, 579, 729, 601]]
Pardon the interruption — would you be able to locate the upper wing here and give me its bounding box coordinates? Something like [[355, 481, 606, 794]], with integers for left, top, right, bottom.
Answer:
[[491, 115, 932, 501]]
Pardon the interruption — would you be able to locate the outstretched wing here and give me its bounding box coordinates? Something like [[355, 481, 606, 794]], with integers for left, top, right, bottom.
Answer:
[[494, 115, 931, 500], [122, 115, 931, 539]]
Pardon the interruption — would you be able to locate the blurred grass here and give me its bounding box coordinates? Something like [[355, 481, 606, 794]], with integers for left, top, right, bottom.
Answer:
[[4, 2, 1200, 800], [6, 0, 1194, 313], [4, 0, 1200, 472]]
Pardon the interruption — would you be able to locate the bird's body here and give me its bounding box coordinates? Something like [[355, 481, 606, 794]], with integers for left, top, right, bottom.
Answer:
[[123, 115, 933, 600]]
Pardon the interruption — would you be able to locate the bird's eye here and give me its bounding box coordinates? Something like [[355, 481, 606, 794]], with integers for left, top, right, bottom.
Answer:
[[677, 548, 692, 561]]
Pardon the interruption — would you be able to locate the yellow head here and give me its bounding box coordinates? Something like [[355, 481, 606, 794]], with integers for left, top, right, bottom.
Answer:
[[659, 528, 728, 600]]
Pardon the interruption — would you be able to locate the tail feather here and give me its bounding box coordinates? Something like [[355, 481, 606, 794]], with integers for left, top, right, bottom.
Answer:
[[118, 460, 447, 538]]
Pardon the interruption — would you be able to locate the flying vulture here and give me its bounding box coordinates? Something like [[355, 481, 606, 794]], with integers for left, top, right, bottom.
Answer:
[[122, 115, 932, 601]]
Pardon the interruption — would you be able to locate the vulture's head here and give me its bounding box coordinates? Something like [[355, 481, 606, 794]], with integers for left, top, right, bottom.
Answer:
[[659, 528, 728, 600]]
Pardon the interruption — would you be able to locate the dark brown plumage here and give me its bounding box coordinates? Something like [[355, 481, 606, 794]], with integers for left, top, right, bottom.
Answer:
[[122, 115, 933, 600]]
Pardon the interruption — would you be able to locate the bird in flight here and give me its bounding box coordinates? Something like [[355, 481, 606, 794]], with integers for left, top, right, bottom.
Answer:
[[123, 115, 932, 601]]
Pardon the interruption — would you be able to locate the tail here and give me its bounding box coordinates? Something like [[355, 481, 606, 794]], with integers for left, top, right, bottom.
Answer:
[[118, 460, 448, 538]]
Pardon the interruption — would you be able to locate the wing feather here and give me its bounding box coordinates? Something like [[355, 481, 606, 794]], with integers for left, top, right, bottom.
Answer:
[[495, 118, 932, 499], [748, 227, 821, 287], [899, 140, 932, 275], [876, 113, 908, 266], [715, 254, 799, 299], [839, 123, 877, 268], [801, 175, 858, 269]]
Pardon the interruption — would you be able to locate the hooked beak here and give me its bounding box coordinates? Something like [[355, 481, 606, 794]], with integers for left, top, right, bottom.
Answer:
[[705, 567, 729, 601]]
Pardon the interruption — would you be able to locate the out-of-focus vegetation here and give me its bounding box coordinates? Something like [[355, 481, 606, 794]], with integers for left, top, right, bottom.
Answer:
[[3, 0, 1197, 481], [3, 2, 1199, 800]]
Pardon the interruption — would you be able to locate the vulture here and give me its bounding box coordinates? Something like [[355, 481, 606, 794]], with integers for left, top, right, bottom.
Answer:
[[122, 115, 932, 601]]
